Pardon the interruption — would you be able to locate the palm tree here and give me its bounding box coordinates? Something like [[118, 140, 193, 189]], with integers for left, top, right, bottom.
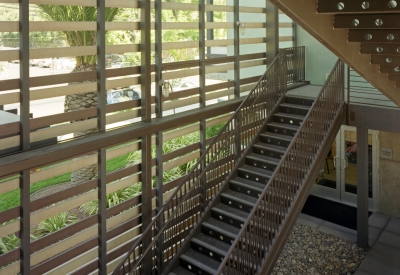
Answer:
[[37, 5, 120, 185]]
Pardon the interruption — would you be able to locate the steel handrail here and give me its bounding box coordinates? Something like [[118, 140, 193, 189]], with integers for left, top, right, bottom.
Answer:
[[216, 59, 345, 274]]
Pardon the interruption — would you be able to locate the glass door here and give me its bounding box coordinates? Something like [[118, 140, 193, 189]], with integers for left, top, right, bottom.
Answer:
[[312, 132, 341, 201], [339, 126, 377, 209], [311, 126, 378, 210]]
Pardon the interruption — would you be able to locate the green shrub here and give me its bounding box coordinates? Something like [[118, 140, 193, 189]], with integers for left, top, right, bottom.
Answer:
[[0, 234, 19, 255], [79, 183, 142, 216], [37, 212, 78, 235]]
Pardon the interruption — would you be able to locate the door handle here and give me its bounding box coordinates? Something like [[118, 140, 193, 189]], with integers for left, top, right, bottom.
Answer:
[[341, 157, 349, 170], [333, 156, 339, 168]]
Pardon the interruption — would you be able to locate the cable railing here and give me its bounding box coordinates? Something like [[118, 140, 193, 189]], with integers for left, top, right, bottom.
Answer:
[[111, 47, 311, 275], [216, 59, 345, 274], [348, 67, 398, 109]]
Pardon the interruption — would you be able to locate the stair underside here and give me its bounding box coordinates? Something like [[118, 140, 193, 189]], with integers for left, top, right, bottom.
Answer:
[[271, 0, 400, 106]]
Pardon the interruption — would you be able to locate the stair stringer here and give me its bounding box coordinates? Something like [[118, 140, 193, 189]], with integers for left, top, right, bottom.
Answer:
[[259, 112, 345, 275], [162, 94, 287, 275], [270, 0, 400, 107]]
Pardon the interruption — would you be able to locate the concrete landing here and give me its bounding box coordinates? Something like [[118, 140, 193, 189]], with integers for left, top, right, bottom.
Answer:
[[355, 217, 400, 275]]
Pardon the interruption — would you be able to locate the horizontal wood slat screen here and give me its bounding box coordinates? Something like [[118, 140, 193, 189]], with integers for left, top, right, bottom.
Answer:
[[0, 0, 295, 273]]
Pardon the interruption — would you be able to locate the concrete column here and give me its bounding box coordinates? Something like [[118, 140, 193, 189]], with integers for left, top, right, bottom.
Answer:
[[357, 127, 369, 248]]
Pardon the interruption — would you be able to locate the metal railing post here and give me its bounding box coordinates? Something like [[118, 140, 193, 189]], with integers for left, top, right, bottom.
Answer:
[[235, 114, 241, 161], [347, 64, 351, 125], [234, 0, 241, 161], [141, 0, 152, 272], [155, 0, 164, 272], [200, 0, 207, 211], [19, 0, 30, 273], [96, 0, 107, 273]]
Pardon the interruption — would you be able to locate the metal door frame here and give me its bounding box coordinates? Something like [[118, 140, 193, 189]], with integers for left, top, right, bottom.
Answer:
[[311, 125, 379, 211]]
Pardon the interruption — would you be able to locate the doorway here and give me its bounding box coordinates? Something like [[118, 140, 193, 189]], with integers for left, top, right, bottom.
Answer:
[[312, 126, 378, 210]]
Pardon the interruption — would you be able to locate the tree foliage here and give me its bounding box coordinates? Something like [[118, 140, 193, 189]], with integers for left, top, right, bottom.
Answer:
[[36, 5, 120, 65]]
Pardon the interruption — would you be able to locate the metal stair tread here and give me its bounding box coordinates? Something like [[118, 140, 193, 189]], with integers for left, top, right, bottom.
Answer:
[[260, 131, 294, 141], [193, 234, 262, 272], [279, 102, 311, 110], [221, 189, 258, 205], [213, 203, 249, 220], [192, 233, 231, 254], [247, 153, 280, 164], [229, 177, 294, 201], [202, 218, 240, 237], [285, 95, 315, 103], [267, 122, 300, 130], [230, 177, 266, 191], [253, 142, 287, 153], [181, 249, 221, 273], [274, 112, 305, 119], [169, 266, 197, 275], [239, 164, 274, 177]]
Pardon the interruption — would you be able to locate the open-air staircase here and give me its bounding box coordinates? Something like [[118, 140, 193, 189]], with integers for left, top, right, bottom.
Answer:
[[271, 0, 400, 106], [112, 49, 346, 275], [168, 96, 316, 275]]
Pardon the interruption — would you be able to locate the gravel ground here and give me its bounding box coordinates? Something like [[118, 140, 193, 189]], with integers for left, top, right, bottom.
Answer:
[[272, 224, 368, 275], [30, 181, 74, 201]]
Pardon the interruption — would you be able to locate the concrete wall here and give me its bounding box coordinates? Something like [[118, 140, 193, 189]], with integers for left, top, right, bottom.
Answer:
[[378, 131, 400, 218], [296, 25, 337, 86]]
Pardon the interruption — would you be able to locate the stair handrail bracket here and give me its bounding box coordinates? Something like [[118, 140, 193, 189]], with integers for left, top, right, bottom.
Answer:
[[216, 59, 345, 274], [111, 48, 304, 275]]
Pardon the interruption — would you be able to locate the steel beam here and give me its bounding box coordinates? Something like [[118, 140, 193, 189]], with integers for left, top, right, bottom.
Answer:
[[266, 0, 279, 65], [357, 127, 369, 248], [200, 0, 207, 210], [155, 0, 164, 272], [233, 0, 241, 160], [96, 0, 107, 272], [141, 0, 152, 272], [19, 0, 30, 273], [233, 0, 240, 98], [349, 103, 400, 133]]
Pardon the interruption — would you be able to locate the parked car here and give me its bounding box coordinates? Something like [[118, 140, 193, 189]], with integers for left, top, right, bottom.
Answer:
[[107, 86, 141, 104], [29, 59, 41, 66], [122, 87, 141, 100], [37, 58, 52, 68], [107, 90, 122, 104]]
